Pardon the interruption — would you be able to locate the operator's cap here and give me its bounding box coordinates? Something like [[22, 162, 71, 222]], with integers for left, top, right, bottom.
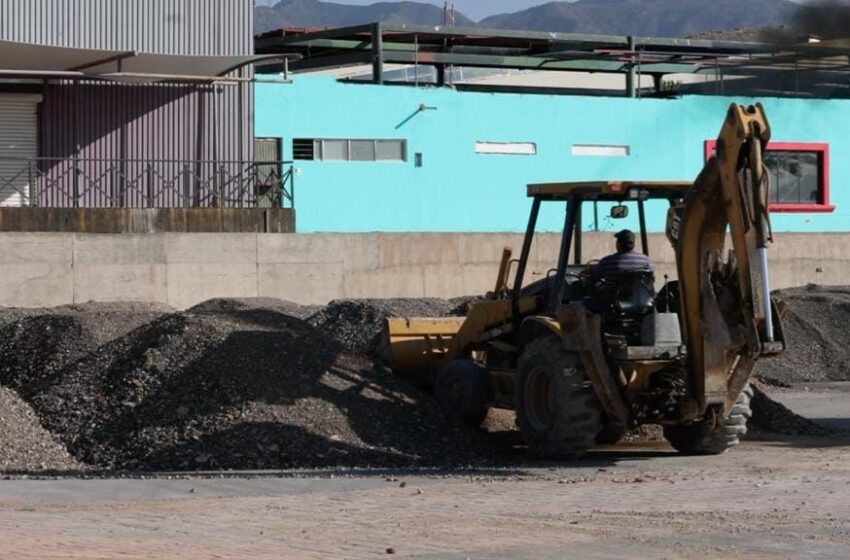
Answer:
[[614, 229, 636, 243]]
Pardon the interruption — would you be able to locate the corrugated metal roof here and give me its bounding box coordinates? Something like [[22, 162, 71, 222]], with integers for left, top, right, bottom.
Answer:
[[0, 39, 289, 82], [0, 0, 251, 56]]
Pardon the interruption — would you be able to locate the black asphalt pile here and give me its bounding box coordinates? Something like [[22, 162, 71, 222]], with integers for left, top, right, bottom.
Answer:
[[0, 299, 495, 471], [755, 285, 850, 385], [307, 298, 457, 354], [747, 385, 835, 437], [0, 387, 83, 472]]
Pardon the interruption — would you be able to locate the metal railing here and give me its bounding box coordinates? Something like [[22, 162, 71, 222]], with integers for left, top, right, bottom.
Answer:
[[0, 157, 295, 209]]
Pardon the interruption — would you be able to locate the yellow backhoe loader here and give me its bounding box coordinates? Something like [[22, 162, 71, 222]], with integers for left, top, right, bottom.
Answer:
[[381, 103, 786, 456]]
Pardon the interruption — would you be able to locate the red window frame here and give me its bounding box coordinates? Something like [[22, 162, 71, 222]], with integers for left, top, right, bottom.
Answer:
[[704, 140, 834, 213]]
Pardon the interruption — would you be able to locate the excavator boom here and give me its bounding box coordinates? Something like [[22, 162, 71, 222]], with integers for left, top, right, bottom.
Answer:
[[667, 103, 785, 412]]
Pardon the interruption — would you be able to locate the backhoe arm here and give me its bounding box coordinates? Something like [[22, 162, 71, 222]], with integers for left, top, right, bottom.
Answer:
[[667, 103, 785, 414]]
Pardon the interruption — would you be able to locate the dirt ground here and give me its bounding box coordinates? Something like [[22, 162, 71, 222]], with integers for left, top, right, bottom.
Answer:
[[1, 384, 849, 560]]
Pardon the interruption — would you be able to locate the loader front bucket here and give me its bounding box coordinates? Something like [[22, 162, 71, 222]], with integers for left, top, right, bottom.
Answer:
[[377, 317, 466, 388]]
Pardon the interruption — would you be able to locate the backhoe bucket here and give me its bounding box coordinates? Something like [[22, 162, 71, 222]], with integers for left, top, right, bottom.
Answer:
[[377, 317, 466, 388]]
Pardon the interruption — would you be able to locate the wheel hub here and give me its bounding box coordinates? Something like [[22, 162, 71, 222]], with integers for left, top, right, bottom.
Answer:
[[524, 366, 556, 432]]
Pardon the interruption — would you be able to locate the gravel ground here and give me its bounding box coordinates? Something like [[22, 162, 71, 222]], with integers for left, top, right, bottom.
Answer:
[[755, 285, 850, 385], [4, 433, 850, 560]]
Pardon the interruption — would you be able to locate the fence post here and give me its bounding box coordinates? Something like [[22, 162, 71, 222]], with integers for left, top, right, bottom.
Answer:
[[211, 164, 217, 208], [27, 161, 36, 208], [111, 164, 119, 208], [182, 163, 190, 208], [239, 162, 245, 208], [289, 163, 295, 208], [215, 164, 224, 208], [146, 163, 154, 208], [73, 163, 80, 208]]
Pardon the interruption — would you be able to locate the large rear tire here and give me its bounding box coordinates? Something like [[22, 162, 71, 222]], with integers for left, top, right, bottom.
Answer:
[[515, 335, 602, 458], [663, 384, 753, 455], [435, 359, 491, 426]]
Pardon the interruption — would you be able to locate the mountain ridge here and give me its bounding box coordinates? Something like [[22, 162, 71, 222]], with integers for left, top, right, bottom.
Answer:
[[254, 0, 799, 38], [479, 0, 797, 37], [255, 0, 474, 33]]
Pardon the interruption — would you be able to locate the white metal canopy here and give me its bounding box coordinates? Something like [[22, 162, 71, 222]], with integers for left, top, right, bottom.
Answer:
[[0, 39, 295, 82]]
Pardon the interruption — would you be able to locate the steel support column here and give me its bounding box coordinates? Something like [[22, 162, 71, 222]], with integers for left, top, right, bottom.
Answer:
[[626, 35, 637, 98], [638, 199, 649, 256], [436, 64, 446, 86], [372, 22, 384, 84]]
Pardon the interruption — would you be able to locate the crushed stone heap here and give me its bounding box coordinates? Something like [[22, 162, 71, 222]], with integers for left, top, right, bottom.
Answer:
[[0, 288, 844, 473]]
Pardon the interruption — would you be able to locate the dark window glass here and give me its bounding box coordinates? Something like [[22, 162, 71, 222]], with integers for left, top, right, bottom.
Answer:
[[293, 139, 315, 160], [764, 151, 821, 205]]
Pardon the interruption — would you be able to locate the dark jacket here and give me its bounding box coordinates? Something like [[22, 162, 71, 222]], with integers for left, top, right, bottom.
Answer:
[[594, 250, 654, 280]]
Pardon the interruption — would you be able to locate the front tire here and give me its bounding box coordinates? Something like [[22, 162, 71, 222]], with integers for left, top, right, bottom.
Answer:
[[663, 384, 753, 455], [435, 359, 491, 426], [515, 335, 602, 458]]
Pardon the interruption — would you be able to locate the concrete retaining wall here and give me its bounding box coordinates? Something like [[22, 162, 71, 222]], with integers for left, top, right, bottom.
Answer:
[[0, 232, 845, 309]]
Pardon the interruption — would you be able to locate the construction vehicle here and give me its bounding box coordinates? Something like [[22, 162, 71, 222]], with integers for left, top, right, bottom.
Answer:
[[382, 103, 786, 456]]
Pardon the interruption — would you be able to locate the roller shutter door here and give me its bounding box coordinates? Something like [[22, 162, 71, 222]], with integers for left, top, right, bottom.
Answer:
[[0, 94, 40, 207]]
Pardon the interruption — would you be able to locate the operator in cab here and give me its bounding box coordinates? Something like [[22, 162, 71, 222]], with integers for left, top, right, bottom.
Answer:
[[581, 229, 654, 314], [593, 229, 654, 281]]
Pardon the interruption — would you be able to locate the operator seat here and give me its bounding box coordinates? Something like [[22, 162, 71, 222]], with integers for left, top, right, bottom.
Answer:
[[599, 268, 656, 343], [611, 269, 655, 315]]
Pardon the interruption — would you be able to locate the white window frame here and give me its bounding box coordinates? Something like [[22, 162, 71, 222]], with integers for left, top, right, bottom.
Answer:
[[571, 144, 631, 157], [310, 139, 407, 162], [475, 141, 537, 156]]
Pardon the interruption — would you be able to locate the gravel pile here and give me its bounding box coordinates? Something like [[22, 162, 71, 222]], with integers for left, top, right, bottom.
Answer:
[[307, 298, 456, 354], [0, 300, 494, 472], [747, 385, 835, 437], [0, 303, 169, 392], [755, 285, 850, 385], [0, 387, 82, 472], [188, 297, 320, 320], [0, 289, 844, 473]]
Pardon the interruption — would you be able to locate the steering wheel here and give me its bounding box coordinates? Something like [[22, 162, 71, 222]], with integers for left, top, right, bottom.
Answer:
[[577, 260, 599, 279]]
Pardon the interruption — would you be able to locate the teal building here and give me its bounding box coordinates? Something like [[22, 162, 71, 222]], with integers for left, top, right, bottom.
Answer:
[[255, 25, 849, 234]]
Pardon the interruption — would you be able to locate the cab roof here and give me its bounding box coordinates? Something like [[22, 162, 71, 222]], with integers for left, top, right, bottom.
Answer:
[[527, 180, 693, 201]]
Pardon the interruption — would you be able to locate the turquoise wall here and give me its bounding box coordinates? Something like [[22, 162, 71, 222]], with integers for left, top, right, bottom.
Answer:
[[256, 76, 850, 233]]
